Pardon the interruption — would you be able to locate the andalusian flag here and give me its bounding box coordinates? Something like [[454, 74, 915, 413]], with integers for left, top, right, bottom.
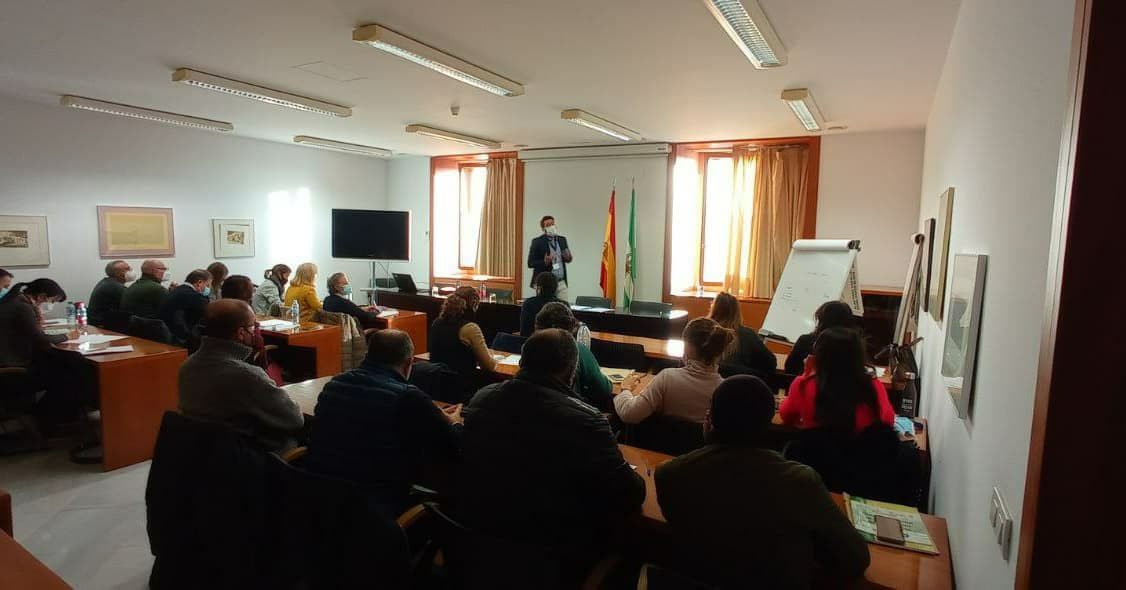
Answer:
[[599, 188, 617, 305], [623, 187, 637, 308]]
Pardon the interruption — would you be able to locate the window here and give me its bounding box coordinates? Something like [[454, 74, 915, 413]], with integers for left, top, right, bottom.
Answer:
[[669, 152, 738, 293], [458, 164, 488, 269], [700, 155, 734, 285]]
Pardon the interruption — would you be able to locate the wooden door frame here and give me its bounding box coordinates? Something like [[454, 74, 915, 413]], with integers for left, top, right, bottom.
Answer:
[[1016, 0, 1126, 586]]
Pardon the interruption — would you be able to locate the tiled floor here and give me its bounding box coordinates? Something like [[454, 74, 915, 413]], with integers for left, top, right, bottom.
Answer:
[[1, 448, 153, 589]]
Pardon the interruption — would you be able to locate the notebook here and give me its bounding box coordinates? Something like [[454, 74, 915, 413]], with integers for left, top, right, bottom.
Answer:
[[844, 494, 939, 555]]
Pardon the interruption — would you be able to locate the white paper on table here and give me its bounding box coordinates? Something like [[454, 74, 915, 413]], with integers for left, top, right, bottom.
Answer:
[[570, 305, 592, 311], [41, 318, 68, 326], [64, 334, 128, 345], [585, 307, 613, 313], [78, 344, 134, 356], [497, 354, 522, 366], [259, 319, 297, 329], [600, 367, 633, 383], [377, 310, 399, 318], [45, 328, 71, 336], [874, 367, 887, 378]]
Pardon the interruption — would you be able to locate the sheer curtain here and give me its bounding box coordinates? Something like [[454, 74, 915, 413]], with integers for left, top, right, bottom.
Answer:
[[724, 145, 809, 298], [474, 157, 518, 277]]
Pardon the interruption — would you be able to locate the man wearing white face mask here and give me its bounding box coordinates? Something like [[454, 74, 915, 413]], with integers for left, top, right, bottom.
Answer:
[[527, 215, 572, 297], [88, 259, 134, 327]]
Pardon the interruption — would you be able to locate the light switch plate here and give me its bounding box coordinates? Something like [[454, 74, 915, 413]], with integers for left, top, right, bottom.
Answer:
[[990, 486, 1013, 560]]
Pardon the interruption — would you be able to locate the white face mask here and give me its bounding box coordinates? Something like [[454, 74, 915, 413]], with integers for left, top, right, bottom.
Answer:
[[160, 270, 172, 283], [124, 271, 138, 282], [39, 301, 56, 313], [545, 225, 558, 236]]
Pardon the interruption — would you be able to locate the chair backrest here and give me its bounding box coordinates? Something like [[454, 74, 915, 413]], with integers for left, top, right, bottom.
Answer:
[[127, 315, 172, 344], [783, 425, 921, 506], [314, 310, 366, 371], [575, 296, 613, 309], [408, 360, 470, 404], [589, 338, 647, 371], [629, 300, 673, 316], [102, 309, 133, 333], [490, 332, 526, 354], [627, 414, 705, 456]]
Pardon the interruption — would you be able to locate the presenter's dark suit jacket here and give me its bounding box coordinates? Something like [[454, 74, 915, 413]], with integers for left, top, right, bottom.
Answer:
[[527, 234, 569, 287]]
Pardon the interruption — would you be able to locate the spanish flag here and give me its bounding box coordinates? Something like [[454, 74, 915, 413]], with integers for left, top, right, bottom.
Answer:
[[600, 188, 617, 306]]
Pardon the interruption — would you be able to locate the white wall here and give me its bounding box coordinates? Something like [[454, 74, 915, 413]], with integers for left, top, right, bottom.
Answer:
[[817, 131, 924, 288], [386, 156, 431, 283], [915, 0, 1074, 587], [522, 156, 668, 300], [0, 95, 388, 306]]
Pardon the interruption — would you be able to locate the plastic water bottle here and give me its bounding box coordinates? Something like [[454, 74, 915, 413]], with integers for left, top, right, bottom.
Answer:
[[290, 300, 300, 324], [75, 302, 88, 333], [576, 323, 592, 348], [65, 302, 77, 329]]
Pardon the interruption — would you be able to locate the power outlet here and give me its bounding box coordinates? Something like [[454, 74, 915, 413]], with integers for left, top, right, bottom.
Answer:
[[989, 486, 1013, 560]]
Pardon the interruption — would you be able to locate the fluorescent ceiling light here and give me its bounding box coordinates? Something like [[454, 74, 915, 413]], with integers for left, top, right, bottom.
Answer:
[[353, 24, 524, 97], [702, 0, 787, 68], [293, 136, 392, 158], [781, 88, 824, 132], [172, 68, 351, 117], [60, 95, 233, 132], [404, 124, 501, 149], [560, 109, 642, 142]]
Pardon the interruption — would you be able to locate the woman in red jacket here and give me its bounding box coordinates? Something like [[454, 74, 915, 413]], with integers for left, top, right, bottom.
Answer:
[[779, 327, 895, 432]]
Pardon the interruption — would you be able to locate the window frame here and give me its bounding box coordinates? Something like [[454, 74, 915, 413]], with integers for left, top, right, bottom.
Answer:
[[697, 151, 734, 290], [456, 162, 488, 271]]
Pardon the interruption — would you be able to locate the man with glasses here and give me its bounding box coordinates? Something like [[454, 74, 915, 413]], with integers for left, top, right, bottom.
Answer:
[[120, 259, 172, 319], [178, 299, 304, 451]]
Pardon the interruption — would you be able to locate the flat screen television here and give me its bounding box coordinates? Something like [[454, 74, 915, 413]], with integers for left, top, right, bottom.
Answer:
[[331, 209, 411, 260]]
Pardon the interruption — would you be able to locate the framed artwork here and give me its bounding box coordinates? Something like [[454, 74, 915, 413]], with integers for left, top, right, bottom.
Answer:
[[920, 218, 935, 313], [0, 215, 51, 267], [212, 218, 255, 258], [97, 206, 175, 258], [942, 254, 987, 419], [928, 188, 954, 321]]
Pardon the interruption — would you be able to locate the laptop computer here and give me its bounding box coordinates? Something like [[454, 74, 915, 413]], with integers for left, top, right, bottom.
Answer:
[[392, 273, 418, 294]]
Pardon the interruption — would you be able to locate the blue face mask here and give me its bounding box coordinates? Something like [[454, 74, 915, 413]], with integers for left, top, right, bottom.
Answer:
[[342, 284, 353, 297], [201, 286, 212, 297], [0, 287, 8, 299]]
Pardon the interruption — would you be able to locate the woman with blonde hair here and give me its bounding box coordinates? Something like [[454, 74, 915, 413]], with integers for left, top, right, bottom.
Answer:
[[709, 292, 776, 376], [283, 262, 322, 323], [615, 317, 734, 424]]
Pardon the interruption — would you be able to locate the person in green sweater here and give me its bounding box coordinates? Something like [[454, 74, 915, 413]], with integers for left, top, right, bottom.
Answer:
[[120, 259, 171, 319], [533, 302, 613, 412], [655, 375, 870, 588]]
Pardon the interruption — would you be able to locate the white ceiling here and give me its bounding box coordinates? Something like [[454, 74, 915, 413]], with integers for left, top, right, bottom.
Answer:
[[0, 0, 960, 156]]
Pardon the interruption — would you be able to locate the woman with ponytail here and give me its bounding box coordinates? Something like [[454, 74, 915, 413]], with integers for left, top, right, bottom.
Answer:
[[615, 317, 734, 424], [251, 263, 290, 315]]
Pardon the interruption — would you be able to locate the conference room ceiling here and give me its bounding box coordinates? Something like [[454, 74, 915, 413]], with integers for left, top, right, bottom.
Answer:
[[0, 0, 959, 156]]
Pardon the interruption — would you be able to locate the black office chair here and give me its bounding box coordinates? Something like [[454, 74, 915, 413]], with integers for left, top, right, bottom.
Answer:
[[626, 414, 705, 456], [490, 333, 526, 354], [102, 309, 133, 333], [409, 360, 472, 404], [783, 425, 922, 506], [574, 296, 613, 309], [127, 316, 173, 344], [589, 338, 647, 371], [629, 300, 673, 316]]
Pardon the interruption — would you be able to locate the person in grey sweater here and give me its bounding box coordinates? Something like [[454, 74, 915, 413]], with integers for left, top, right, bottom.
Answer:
[[178, 299, 303, 451]]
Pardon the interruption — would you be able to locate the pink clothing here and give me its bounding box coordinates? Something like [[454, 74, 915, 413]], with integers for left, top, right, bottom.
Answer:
[[614, 361, 723, 424]]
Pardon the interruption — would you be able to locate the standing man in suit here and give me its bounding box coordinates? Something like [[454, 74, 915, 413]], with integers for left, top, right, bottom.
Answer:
[[527, 215, 572, 297]]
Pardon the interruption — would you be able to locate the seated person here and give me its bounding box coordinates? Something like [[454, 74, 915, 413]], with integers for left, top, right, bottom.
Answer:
[[0, 279, 97, 424], [615, 317, 732, 424], [779, 327, 895, 432], [252, 264, 290, 315], [88, 259, 133, 327], [655, 375, 870, 588], [323, 272, 380, 329], [206, 262, 228, 303], [785, 300, 857, 375], [283, 262, 322, 323], [428, 286, 496, 376], [178, 299, 304, 451], [305, 329, 461, 516], [219, 275, 255, 303], [120, 259, 171, 318], [534, 302, 612, 412], [458, 329, 644, 583], [0, 268, 12, 296], [709, 291, 776, 376], [159, 269, 211, 345], [219, 275, 281, 384], [520, 272, 564, 337]]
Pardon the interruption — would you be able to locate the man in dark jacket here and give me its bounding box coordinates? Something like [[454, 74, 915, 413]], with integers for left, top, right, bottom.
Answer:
[[159, 269, 210, 345], [306, 329, 462, 516], [120, 259, 171, 318], [655, 375, 870, 589], [526, 215, 572, 291], [458, 328, 644, 581], [88, 259, 132, 327]]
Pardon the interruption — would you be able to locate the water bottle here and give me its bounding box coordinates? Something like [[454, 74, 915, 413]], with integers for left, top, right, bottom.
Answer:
[[479, 282, 487, 300], [75, 302, 88, 330], [576, 323, 592, 348], [65, 302, 77, 329], [290, 300, 300, 324]]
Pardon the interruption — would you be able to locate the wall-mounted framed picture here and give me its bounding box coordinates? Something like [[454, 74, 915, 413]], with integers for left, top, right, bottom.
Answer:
[[942, 253, 987, 419], [0, 215, 51, 267], [920, 217, 935, 313], [97, 206, 175, 258], [212, 218, 255, 258], [928, 188, 954, 321]]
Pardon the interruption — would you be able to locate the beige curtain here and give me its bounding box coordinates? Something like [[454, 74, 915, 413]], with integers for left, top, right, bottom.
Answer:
[[475, 157, 518, 277], [723, 145, 809, 298]]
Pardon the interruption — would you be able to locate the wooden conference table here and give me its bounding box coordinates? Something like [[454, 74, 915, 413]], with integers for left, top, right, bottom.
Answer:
[[369, 309, 428, 354], [51, 326, 186, 471], [258, 320, 341, 379], [280, 379, 951, 589]]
